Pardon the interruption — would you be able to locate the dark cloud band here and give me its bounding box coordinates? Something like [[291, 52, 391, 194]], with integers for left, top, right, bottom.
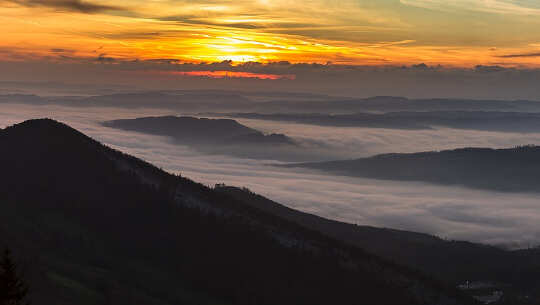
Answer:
[[2, 0, 123, 13]]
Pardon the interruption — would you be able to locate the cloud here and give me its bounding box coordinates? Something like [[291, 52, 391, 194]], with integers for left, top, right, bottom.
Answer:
[[96, 53, 116, 62], [153, 70, 296, 80], [50, 48, 75, 53], [1, 102, 540, 248], [2, 0, 540, 68], [3, 58, 540, 100], [400, 0, 540, 15], [97, 32, 163, 40], [497, 52, 540, 58], [2, 0, 124, 13], [159, 15, 266, 30]]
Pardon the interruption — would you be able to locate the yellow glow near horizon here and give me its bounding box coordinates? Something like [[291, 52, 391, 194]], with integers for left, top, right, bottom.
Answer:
[[1, 0, 540, 67]]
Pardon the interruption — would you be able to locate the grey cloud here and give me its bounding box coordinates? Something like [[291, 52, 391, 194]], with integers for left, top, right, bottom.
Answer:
[[159, 14, 323, 31], [159, 15, 265, 30], [96, 53, 116, 62], [497, 52, 540, 58], [3, 0, 124, 13], [3, 58, 540, 100], [50, 48, 75, 53], [474, 65, 510, 73], [97, 32, 163, 40]]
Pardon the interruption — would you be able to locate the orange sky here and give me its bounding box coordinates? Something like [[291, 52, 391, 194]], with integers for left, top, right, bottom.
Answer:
[[2, 0, 540, 67]]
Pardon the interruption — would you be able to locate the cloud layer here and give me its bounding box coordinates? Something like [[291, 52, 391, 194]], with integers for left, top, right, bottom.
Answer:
[[3, 61, 540, 100], [0, 102, 539, 248], [1, 0, 122, 13]]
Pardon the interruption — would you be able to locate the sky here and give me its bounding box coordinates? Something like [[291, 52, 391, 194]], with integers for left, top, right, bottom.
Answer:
[[3, 0, 540, 67]]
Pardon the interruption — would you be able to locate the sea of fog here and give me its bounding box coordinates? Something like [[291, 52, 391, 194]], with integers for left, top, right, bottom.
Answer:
[[1, 103, 539, 248]]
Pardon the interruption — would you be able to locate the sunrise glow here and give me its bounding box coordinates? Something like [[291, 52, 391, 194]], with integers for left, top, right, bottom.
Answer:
[[1, 0, 540, 68], [158, 70, 296, 80]]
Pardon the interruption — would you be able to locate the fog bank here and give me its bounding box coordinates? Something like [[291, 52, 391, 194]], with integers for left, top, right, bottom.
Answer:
[[1, 103, 539, 248]]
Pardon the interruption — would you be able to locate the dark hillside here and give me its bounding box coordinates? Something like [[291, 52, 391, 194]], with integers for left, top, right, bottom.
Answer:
[[215, 185, 540, 303], [0, 119, 469, 305]]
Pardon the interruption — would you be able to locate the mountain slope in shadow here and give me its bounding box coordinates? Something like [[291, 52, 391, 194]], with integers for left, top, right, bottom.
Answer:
[[215, 185, 540, 303], [0, 119, 470, 305], [283, 146, 540, 192]]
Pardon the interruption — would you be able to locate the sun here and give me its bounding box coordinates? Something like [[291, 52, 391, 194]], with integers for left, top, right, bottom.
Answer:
[[216, 55, 260, 62]]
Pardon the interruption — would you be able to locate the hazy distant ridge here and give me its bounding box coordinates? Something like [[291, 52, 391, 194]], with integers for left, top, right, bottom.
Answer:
[[103, 115, 295, 146], [285, 145, 540, 192], [4, 91, 540, 113], [212, 111, 540, 133]]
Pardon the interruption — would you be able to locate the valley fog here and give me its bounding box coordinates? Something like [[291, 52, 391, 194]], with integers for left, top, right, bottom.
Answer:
[[2, 103, 539, 248]]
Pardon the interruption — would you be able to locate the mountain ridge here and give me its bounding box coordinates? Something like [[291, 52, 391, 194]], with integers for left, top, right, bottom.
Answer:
[[283, 145, 540, 192], [102, 115, 295, 146], [0, 118, 469, 305], [4, 92, 540, 113]]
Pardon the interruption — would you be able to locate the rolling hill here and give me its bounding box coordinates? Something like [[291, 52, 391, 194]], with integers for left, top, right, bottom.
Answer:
[[102, 116, 295, 146], [283, 146, 540, 192]]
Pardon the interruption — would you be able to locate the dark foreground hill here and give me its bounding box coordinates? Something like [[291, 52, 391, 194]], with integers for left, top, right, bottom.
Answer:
[[215, 186, 540, 304], [284, 146, 540, 192], [0, 119, 469, 305]]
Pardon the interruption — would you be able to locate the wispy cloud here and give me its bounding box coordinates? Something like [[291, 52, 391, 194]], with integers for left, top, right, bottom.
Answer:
[[400, 0, 540, 15], [497, 52, 540, 58], [1, 0, 540, 66], [1, 0, 124, 13]]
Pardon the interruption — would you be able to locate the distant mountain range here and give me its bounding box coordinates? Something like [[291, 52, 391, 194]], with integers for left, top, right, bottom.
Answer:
[[210, 111, 540, 133], [283, 146, 540, 192], [3, 91, 540, 113], [252, 96, 540, 114], [0, 92, 253, 112], [1, 119, 481, 305]]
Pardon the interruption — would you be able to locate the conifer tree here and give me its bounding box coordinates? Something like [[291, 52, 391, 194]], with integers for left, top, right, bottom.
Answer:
[[0, 249, 29, 305]]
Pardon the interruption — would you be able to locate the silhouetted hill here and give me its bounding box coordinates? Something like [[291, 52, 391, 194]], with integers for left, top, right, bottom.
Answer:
[[0, 119, 469, 305], [215, 185, 540, 303], [284, 146, 540, 192], [102, 116, 298, 162], [213, 111, 540, 133], [103, 116, 257, 141], [103, 116, 294, 146]]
